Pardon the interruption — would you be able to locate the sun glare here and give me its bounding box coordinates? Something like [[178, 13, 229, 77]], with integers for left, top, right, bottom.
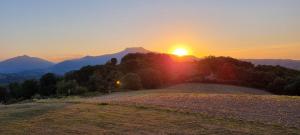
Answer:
[[172, 48, 188, 56]]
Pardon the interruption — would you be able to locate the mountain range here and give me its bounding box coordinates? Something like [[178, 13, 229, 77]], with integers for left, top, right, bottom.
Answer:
[[243, 59, 300, 70], [0, 47, 151, 84], [1, 47, 300, 84], [48, 47, 150, 74], [0, 55, 54, 73]]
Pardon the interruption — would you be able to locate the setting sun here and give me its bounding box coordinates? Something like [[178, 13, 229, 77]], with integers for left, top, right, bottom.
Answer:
[[172, 48, 189, 56]]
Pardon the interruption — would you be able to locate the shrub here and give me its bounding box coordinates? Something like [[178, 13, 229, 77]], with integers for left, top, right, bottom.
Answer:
[[120, 73, 142, 90]]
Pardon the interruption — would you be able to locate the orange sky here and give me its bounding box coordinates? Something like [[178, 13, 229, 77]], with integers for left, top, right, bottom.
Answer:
[[0, 0, 299, 62]]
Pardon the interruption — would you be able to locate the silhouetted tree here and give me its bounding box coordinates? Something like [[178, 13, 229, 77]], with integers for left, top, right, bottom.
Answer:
[[21, 80, 39, 99], [39, 73, 58, 96], [56, 80, 88, 96], [0, 86, 8, 103], [107, 58, 118, 66], [284, 77, 300, 95], [120, 73, 142, 90], [89, 65, 122, 93], [9, 83, 23, 99], [137, 68, 162, 89], [65, 65, 99, 87]]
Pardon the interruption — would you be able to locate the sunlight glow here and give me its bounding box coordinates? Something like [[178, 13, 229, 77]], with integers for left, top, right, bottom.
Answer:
[[172, 48, 189, 56]]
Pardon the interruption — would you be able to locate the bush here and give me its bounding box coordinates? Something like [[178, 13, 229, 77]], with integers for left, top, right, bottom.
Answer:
[[56, 80, 88, 96], [120, 73, 142, 90], [138, 68, 162, 89]]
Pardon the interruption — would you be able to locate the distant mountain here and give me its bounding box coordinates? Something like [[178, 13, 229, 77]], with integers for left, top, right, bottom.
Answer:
[[49, 47, 151, 74], [0, 72, 42, 85], [0, 55, 54, 73], [243, 59, 300, 70]]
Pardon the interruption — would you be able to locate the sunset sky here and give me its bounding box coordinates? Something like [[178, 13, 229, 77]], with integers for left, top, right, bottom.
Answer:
[[0, 0, 300, 62]]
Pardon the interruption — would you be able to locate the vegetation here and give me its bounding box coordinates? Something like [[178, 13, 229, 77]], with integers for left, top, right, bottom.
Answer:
[[120, 73, 143, 90], [56, 80, 88, 96], [39, 73, 59, 96], [137, 68, 162, 89], [0, 85, 8, 103], [1, 53, 300, 104]]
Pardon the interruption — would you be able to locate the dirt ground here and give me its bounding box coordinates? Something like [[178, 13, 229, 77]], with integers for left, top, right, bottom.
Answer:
[[82, 83, 300, 128]]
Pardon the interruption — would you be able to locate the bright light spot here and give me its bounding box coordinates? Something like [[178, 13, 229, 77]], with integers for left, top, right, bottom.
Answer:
[[172, 48, 188, 56], [116, 80, 121, 85]]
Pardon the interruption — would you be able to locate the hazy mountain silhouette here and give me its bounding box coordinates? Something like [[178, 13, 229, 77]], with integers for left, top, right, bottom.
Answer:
[[0, 55, 54, 73], [2, 48, 300, 76], [244, 59, 300, 70], [49, 47, 151, 74]]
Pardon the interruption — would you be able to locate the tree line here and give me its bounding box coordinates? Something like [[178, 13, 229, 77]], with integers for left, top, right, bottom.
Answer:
[[1, 53, 300, 104]]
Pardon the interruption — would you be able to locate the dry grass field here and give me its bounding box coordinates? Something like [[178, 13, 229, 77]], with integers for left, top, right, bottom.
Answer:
[[1, 83, 300, 135]]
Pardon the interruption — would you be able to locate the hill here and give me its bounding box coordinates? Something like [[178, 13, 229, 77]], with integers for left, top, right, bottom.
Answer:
[[0, 73, 40, 85], [49, 47, 151, 74], [0, 55, 54, 74], [0, 83, 299, 134], [244, 59, 300, 70], [0, 47, 151, 84]]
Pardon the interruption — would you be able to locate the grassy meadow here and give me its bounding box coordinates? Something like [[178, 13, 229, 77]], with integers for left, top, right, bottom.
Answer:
[[0, 83, 299, 135]]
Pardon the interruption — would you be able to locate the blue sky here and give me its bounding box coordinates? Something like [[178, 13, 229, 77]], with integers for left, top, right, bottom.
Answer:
[[0, 0, 299, 62]]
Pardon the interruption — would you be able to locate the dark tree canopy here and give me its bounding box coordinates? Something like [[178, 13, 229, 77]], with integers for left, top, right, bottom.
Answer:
[[3, 53, 300, 104], [0, 86, 8, 103], [120, 73, 142, 90], [9, 83, 23, 99], [21, 80, 39, 99], [39, 73, 58, 96], [137, 68, 162, 89]]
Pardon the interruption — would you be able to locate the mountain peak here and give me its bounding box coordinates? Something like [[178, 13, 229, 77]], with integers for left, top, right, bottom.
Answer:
[[15, 55, 30, 59], [0, 55, 54, 73], [51, 47, 152, 74], [123, 47, 150, 53]]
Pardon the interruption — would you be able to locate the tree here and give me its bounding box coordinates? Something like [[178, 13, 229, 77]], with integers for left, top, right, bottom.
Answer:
[[284, 77, 300, 96], [21, 80, 39, 99], [120, 73, 142, 90], [0, 86, 8, 103], [88, 65, 122, 93], [65, 65, 98, 87], [39, 73, 58, 96], [56, 80, 88, 96], [9, 82, 23, 99], [268, 77, 287, 94], [137, 68, 162, 89], [106, 58, 118, 66]]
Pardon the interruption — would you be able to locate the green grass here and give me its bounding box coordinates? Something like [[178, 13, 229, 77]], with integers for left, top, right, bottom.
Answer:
[[0, 102, 299, 135]]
